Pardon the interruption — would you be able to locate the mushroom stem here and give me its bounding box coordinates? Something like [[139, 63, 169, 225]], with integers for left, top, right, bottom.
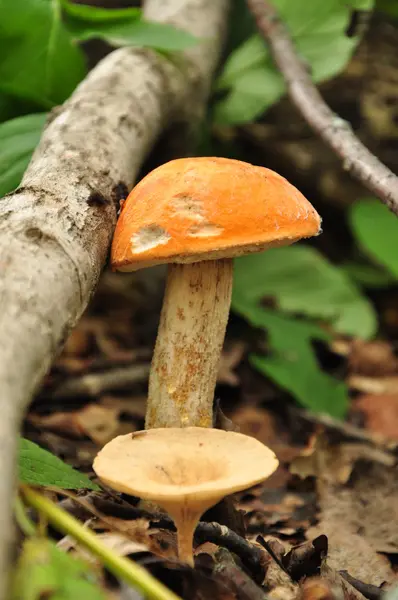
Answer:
[[176, 517, 197, 567], [146, 259, 233, 428], [165, 503, 205, 567]]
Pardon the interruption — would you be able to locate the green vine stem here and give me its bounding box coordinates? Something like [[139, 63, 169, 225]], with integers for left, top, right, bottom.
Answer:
[[14, 495, 37, 537], [21, 486, 182, 600]]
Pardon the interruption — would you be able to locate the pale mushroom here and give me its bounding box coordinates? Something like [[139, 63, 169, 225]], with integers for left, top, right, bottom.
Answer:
[[93, 427, 279, 566], [111, 157, 322, 428]]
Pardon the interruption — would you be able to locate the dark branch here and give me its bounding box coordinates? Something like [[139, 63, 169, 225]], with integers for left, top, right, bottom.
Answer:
[[246, 0, 398, 216], [194, 522, 266, 584], [339, 571, 383, 600]]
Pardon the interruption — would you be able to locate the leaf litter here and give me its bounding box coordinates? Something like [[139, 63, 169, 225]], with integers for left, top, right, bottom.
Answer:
[[21, 264, 398, 599]]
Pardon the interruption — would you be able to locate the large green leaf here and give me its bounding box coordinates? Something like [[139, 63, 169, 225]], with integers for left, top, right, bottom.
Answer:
[[342, 260, 394, 288], [231, 244, 377, 418], [60, 0, 141, 23], [350, 199, 398, 278], [232, 302, 349, 418], [233, 246, 377, 339], [19, 438, 99, 490], [0, 93, 41, 123], [0, 0, 86, 107], [68, 19, 198, 50], [377, 0, 398, 18], [214, 0, 374, 124], [62, 0, 198, 52], [12, 537, 106, 600], [0, 113, 46, 197]]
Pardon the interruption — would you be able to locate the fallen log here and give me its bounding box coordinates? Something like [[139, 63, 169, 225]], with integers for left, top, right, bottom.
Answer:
[[0, 0, 228, 595]]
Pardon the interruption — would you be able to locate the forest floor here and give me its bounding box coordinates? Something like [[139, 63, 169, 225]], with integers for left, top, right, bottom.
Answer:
[[23, 263, 398, 600]]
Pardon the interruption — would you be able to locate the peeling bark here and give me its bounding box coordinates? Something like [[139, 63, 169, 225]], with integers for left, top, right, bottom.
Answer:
[[0, 0, 228, 595]]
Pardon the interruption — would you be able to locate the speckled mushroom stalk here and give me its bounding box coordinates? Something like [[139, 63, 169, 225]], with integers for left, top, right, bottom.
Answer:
[[146, 259, 233, 428], [110, 157, 322, 430]]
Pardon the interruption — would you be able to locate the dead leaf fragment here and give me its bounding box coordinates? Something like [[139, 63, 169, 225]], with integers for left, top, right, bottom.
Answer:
[[290, 433, 394, 484], [86, 532, 150, 557], [300, 576, 343, 600], [348, 340, 398, 377], [29, 404, 120, 445], [74, 404, 120, 445], [354, 394, 398, 440], [307, 471, 397, 584], [349, 375, 398, 395]]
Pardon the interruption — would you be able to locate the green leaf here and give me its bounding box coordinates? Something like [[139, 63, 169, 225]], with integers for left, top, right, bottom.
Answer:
[[232, 301, 348, 417], [60, 0, 141, 23], [350, 199, 398, 278], [61, 0, 198, 50], [65, 16, 199, 51], [214, 65, 284, 125], [19, 438, 99, 490], [233, 246, 377, 339], [0, 0, 86, 107], [224, 0, 256, 56], [12, 537, 106, 600], [377, 0, 398, 18], [214, 0, 374, 124], [230, 244, 377, 418], [216, 35, 268, 91], [0, 93, 42, 124], [0, 114, 46, 197], [342, 260, 395, 288]]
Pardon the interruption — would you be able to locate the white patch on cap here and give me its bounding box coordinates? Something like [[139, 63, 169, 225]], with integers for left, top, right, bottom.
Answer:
[[172, 195, 223, 238], [187, 223, 223, 237], [172, 194, 204, 219], [131, 225, 170, 253]]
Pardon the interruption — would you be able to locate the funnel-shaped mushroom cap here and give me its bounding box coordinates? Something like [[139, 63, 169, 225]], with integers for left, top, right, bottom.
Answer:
[[111, 157, 321, 271], [93, 428, 278, 507]]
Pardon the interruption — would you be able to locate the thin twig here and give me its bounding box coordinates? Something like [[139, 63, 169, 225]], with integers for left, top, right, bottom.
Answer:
[[213, 548, 271, 600], [294, 407, 398, 452], [339, 570, 383, 600], [246, 0, 398, 215], [194, 522, 266, 583], [51, 364, 150, 399]]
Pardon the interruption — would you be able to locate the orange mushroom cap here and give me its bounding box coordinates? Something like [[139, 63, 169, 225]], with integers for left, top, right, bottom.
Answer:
[[111, 157, 321, 271]]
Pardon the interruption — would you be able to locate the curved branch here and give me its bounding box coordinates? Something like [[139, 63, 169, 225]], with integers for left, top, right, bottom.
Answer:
[[0, 1, 228, 596], [246, 0, 398, 215]]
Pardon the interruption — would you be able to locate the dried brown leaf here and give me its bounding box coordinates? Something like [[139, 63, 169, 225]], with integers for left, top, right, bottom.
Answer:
[[354, 394, 398, 440], [290, 433, 394, 484], [349, 375, 398, 395], [307, 472, 397, 584], [348, 340, 398, 378], [28, 404, 120, 445]]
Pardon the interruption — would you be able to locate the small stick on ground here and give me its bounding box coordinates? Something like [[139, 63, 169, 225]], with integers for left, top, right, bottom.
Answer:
[[246, 0, 398, 216], [51, 364, 150, 399], [195, 522, 266, 583], [213, 548, 272, 600], [294, 407, 398, 452], [339, 570, 383, 600]]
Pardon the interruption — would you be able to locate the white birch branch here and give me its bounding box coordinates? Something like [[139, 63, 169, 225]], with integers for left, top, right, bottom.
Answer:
[[0, 0, 228, 594], [246, 0, 398, 215]]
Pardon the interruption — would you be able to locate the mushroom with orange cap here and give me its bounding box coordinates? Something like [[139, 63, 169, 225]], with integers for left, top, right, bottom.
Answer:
[[93, 427, 279, 566], [111, 157, 321, 428]]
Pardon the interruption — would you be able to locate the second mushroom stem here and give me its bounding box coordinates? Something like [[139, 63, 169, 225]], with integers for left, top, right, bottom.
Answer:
[[146, 259, 233, 428]]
